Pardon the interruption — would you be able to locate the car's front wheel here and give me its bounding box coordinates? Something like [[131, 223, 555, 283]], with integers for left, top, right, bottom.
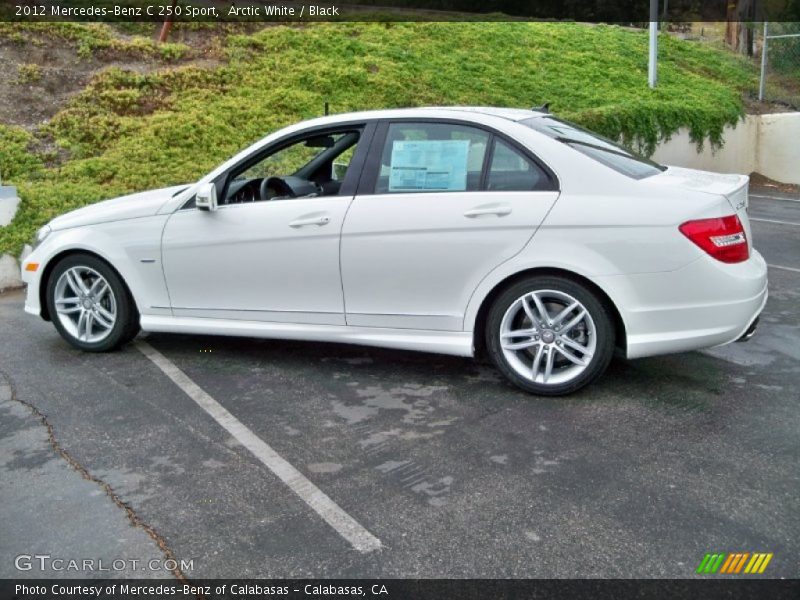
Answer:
[[486, 276, 615, 396], [46, 254, 139, 352]]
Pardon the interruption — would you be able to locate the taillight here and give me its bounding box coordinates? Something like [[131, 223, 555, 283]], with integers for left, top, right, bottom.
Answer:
[[679, 215, 749, 264]]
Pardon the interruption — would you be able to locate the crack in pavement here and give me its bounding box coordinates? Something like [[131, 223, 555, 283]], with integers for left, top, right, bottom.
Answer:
[[0, 367, 190, 583]]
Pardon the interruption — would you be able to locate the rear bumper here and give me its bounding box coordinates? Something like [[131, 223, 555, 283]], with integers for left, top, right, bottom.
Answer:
[[596, 250, 768, 359]]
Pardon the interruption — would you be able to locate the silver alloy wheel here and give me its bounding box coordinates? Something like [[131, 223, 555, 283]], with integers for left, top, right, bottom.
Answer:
[[499, 289, 597, 386], [53, 266, 117, 343]]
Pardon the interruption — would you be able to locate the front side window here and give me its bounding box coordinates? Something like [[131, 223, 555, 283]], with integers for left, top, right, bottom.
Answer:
[[224, 128, 362, 204], [239, 139, 329, 182], [522, 116, 665, 180], [375, 123, 489, 194]]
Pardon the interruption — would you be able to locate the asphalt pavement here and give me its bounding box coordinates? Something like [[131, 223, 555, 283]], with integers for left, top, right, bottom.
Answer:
[[0, 190, 797, 580]]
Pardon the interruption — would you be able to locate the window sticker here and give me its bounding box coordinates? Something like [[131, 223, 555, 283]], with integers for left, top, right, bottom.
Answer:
[[388, 139, 470, 192]]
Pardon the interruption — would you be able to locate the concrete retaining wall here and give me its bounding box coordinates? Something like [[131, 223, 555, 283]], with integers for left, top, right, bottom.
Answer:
[[0, 187, 19, 226], [0, 254, 22, 292], [652, 112, 800, 184], [0, 186, 23, 292]]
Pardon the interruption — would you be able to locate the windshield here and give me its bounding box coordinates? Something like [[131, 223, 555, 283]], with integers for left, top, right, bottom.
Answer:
[[521, 116, 666, 180]]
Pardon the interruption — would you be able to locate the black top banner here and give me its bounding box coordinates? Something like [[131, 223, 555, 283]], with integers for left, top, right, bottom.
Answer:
[[3, 0, 800, 22], [3, 579, 800, 600]]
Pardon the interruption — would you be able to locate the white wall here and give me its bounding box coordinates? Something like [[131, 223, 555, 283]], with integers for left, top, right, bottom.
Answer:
[[0, 194, 20, 228], [0, 188, 22, 291], [757, 113, 800, 184], [652, 112, 800, 185], [0, 254, 22, 292]]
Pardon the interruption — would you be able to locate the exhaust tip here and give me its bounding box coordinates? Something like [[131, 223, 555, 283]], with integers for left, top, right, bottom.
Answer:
[[736, 317, 759, 342]]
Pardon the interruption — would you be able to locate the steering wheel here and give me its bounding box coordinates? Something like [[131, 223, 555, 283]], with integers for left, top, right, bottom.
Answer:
[[260, 176, 293, 201], [260, 176, 322, 200]]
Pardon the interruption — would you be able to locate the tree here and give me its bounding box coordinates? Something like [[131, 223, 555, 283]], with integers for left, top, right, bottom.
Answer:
[[157, 0, 178, 43], [725, 0, 757, 56]]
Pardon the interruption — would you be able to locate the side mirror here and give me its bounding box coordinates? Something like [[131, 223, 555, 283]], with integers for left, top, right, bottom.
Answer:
[[196, 182, 218, 212]]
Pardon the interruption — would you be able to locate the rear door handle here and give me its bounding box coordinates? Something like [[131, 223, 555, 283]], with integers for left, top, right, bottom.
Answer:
[[463, 204, 512, 218], [289, 214, 331, 228]]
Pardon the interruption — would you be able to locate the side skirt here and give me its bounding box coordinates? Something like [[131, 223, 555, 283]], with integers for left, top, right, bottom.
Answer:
[[139, 315, 474, 358]]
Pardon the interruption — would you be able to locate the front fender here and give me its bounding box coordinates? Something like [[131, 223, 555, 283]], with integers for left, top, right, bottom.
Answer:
[[22, 217, 171, 319]]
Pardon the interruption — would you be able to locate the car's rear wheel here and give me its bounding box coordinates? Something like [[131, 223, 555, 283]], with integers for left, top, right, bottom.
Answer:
[[46, 254, 139, 352], [486, 276, 615, 395]]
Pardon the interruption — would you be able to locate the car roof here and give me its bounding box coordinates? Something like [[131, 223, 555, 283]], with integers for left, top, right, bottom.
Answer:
[[297, 106, 548, 129], [422, 106, 548, 121]]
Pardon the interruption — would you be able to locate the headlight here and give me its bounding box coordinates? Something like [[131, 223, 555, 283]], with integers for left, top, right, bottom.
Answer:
[[33, 224, 52, 249]]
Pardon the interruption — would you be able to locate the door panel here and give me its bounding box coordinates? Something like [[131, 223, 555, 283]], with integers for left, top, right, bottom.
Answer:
[[341, 118, 559, 332], [162, 197, 350, 325], [341, 191, 558, 330]]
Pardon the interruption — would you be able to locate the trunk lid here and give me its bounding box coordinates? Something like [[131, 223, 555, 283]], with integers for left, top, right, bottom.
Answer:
[[648, 166, 752, 252]]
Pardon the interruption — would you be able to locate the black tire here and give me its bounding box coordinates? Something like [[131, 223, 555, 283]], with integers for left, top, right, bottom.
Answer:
[[485, 275, 615, 396], [45, 253, 140, 352]]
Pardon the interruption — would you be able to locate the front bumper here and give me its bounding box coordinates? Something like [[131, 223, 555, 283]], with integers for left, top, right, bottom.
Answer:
[[21, 249, 44, 317]]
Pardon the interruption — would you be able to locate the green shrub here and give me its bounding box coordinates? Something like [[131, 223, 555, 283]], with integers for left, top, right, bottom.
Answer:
[[0, 125, 42, 181], [15, 63, 42, 84]]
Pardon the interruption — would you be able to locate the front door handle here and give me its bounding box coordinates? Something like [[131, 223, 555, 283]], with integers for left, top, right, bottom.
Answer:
[[463, 203, 512, 218], [289, 214, 331, 228]]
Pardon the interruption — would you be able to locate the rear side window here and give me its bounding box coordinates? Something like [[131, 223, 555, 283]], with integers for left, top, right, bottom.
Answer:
[[487, 139, 550, 191], [522, 116, 666, 180], [375, 123, 489, 193], [372, 121, 557, 194]]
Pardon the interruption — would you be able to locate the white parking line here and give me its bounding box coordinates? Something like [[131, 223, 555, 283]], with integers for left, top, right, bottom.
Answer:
[[768, 264, 800, 274], [750, 217, 800, 227], [135, 339, 382, 554], [751, 194, 800, 204]]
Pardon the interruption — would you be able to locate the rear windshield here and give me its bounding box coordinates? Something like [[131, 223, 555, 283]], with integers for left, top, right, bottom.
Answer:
[[521, 116, 666, 180]]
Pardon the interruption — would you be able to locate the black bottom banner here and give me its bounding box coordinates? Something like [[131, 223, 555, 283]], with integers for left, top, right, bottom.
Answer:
[[3, 579, 800, 600]]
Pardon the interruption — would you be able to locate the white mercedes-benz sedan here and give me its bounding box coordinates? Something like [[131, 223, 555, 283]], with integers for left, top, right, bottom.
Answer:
[[21, 107, 767, 395]]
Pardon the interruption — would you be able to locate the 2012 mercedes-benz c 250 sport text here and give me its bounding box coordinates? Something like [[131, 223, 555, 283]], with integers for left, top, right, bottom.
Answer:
[[21, 107, 767, 395]]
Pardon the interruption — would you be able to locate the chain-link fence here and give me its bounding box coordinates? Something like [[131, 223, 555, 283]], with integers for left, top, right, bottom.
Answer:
[[759, 22, 800, 109]]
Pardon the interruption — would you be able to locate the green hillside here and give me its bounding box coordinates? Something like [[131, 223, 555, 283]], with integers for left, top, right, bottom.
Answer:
[[0, 21, 758, 256]]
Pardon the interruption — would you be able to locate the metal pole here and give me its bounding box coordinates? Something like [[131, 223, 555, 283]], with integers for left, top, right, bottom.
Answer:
[[648, 0, 658, 88], [759, 22, 769, 101]]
